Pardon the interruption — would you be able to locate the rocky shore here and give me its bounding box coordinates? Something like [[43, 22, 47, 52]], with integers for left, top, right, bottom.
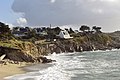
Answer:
[[0, 46, 55, 65], [36, 33, 120, 55]]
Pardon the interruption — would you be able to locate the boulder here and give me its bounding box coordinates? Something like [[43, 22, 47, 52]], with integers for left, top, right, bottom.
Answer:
[[36, 56, 56, 63]]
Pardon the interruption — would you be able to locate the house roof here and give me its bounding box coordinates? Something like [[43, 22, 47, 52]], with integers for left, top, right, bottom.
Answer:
[[12, 27, 28, 34]]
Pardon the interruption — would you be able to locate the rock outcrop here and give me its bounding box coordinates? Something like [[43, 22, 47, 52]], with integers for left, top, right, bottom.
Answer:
[[0, 43, 54, 63], [0, 46, 34, 62]]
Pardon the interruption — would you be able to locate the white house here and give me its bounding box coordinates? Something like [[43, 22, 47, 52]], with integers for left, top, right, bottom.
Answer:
[[12, 27, 28, 37], [34, 28, 47, 35], [13, 33, 26, 37], [58, 30, 73, 39]]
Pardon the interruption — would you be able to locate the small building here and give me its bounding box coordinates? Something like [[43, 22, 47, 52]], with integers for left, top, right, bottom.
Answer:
[[74, 30, 79, 34], [58, 30, 73, 39], [12, 27, 28, 37], [34, 28, 47, 36]]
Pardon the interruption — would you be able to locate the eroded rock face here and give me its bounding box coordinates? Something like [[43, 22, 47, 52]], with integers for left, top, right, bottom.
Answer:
[[0, 46, 55, 63], [0, 46, 34, 62], [21, 42, 39, 57], [36, 40, 116, 55]]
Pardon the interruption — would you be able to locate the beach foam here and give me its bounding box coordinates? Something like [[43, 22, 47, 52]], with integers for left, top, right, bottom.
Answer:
[[5, 50, 120, 80]]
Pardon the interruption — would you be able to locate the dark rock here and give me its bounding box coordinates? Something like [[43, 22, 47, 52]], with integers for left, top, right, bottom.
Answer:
[[0, 46, 34, 62], [36, 56, 56, 63], [53, 47, 62, 53]]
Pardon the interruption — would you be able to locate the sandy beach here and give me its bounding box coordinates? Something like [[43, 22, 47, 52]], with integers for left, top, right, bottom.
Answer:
[[0, 63, 27, 80]]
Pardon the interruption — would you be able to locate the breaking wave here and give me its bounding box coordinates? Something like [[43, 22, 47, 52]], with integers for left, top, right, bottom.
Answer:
[[5, 49, 120, 80]]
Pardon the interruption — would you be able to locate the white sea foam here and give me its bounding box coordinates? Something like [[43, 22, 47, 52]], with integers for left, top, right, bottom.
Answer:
[[5, 53, 77, 80], [5, 50, 120, 80]]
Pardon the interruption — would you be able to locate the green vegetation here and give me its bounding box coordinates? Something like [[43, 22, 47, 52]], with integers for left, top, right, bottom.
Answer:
[[79, 25, 90, 32], [0, 22, 10, 34], [0, 22, 13, 40], [73, 36, 88, 44], [72, 33, 112, 46], [89, 33, 112, 45], [0, 22, 118, 51], [92, 26, 102, 33], [0, 38, 31, 50]]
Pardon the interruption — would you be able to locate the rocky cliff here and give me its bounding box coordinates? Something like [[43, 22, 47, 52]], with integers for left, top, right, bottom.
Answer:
[[1, 32, 120, 62], [0, 46, 34, 62], [37, 33, 120, 55], [0, 40, 54, 63]]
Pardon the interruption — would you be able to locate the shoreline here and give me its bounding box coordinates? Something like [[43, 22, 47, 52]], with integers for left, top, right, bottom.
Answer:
[[1, 49, 119, 80], [0, 62, 31, 80], [2, 62, 53, 80]]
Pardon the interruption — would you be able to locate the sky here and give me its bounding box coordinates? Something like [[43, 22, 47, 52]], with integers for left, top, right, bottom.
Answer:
[[0, 1, 17, 24], [1, 0, 120, 32]]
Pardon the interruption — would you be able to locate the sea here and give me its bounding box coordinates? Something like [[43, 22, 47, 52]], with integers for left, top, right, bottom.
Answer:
[[4, 49, 120, 80]]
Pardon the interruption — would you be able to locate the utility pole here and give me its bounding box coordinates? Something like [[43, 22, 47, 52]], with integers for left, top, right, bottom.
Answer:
[[50, 24, 51, 28]]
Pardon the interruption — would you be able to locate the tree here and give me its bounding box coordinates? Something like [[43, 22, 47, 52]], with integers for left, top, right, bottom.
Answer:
[[13, 27, 19, 31], [46, 27, 55, 39], [27, 29, 36, 38], [53, 27, 61, 35], [65, 28, 69, 32], [69, 28, 74, 34], [42, 27, 47, 31], [0, 22, 10, 34], [25, 27, 31, 32], [92, 26, 101, 33], [80, 25, 90, 32], [0, 22, 12, 40]]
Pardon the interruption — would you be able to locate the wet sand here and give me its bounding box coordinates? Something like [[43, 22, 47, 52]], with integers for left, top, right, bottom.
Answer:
[[0, 63, 27, 80], [0, 62, 53, 80]]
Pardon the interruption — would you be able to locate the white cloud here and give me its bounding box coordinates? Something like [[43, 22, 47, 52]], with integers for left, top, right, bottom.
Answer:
[[17, 17, 27, 26], [50, 0, 56, 3]]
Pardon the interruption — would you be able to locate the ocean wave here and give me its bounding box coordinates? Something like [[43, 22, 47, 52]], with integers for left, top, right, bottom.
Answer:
[[5, 50, 120, 80]]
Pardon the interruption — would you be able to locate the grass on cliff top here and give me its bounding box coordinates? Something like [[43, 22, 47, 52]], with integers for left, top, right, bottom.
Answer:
[[73, 33, 112, 45], [0, 39, 31, 49], [89, 33, 112, 44], [73, 36, 88, 44]]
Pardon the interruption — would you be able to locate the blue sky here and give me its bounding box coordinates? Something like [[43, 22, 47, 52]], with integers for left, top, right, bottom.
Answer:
[[0, 0, 19, 24]]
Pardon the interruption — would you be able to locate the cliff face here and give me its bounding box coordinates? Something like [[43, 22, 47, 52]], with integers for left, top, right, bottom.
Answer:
[[37, 41, 111, 55], [1, 32, 120, 62], [0, 46, 34, 62], [37, 33, 119, 55], [0, 41, 40, 62], [21, 42, 39, 57], [0, 42, 55, 63]]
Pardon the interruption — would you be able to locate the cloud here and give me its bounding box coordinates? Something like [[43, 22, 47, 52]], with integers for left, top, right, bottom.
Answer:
[[50, 0, 56, 3], [17, 17, 27, 26], [12, 0, 120, 31]]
